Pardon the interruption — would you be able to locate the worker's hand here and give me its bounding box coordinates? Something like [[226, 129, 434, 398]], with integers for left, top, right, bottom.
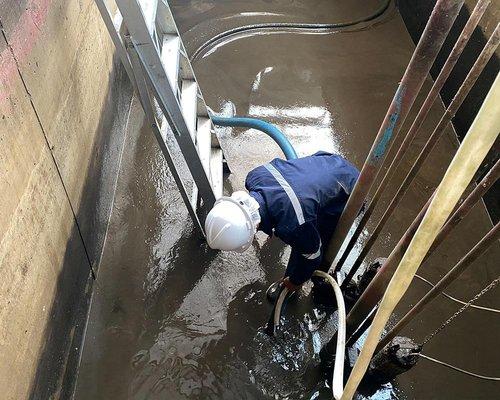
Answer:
[[282, 277, 301, 292]]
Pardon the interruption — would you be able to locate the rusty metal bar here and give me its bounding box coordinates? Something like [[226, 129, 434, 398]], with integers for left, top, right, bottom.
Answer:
[[323, 0, 465, 272], [341, 25, 500, 286], [343, 195, 432, 336], [334, 0, 491, 276], [343, 159, 499, 345], [321, 194, 434, 358], [342, 72, 500, 399], [346, 308, 376, 347], [377, 221, 500, 351]]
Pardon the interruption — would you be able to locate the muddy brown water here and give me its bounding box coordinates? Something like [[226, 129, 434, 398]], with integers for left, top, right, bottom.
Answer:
[[74, 1, 499, 399]]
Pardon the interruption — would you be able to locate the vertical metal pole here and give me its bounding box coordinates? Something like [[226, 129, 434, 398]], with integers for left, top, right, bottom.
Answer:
[[341, 72, 500, 400], [343, 159, 499, 345], [321, 194, 434, 360], [346, 308, 376, 347], [377, 221, 500, 350], [323, 0, 465, 271], [334, 0, 491, 274], [341, 25, 500, 286], [350, 196, 433, 336]]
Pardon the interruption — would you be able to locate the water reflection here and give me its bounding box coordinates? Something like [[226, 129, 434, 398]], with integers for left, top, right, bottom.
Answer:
[[129, 229, 397, 399], [246, 104, 343, 157]]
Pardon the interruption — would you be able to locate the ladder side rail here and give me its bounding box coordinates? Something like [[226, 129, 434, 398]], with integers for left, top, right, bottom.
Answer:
[[157, 0, 221, 147], [126, 40, 204, 234], [157, 0, 225, 190], [94, 0, 136, 89], [138, 0, 158, 37], [139, 49, 216, 208], [156, 0, 177, 35], [116, 0, 217, 208]]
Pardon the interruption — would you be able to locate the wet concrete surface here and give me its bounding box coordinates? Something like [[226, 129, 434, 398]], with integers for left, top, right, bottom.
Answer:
[[74, 1, 499, 399]]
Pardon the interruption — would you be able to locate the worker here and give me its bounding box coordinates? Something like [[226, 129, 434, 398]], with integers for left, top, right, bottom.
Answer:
[[205, 151, 359, 305]]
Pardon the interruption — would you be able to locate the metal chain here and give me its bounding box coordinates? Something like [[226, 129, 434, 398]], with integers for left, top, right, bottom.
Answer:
[[415, 274, 500, 313], [422, 276, 500, 345]]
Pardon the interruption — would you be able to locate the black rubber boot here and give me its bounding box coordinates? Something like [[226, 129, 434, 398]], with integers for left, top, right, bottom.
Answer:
[[311, 277, 337, 308], [265, 280, 299, 303], [266, 281, 284, 303]]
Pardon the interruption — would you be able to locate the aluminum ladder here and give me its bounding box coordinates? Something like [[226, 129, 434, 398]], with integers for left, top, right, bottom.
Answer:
[[94, 0, 227, 234]]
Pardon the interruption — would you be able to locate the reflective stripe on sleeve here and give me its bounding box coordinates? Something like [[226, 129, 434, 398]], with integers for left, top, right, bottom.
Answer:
[[302, 239, 322, 260], [264, 163, 305, 225], [337, 180, 350, 194]]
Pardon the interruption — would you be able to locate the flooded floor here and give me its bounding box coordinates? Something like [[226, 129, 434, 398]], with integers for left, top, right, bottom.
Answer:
[[74, 1, 499, 399]]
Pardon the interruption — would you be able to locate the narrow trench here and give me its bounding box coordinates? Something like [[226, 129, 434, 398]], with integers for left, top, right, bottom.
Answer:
[[73, 1, 500, 399]]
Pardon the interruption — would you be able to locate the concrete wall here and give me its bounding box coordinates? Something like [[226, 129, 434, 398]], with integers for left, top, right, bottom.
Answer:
[[0, 0, 133, 398]]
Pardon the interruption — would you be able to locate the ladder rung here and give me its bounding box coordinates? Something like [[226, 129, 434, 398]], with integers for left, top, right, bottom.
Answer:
[[196, 92, 209, 118], [179, 51, 195, 80], [156, 0, 177, 34], [181, 80, 198, 141], [211, 125, 222, 148], [210, 148, 224, 198], [197, 117, 212, 176], [111, 0, 228, 219], [161, 34, 180, 91], [139, 0, 158, 37], [112, 9, 123, 32]]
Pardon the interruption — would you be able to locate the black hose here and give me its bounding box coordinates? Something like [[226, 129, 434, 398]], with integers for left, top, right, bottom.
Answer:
[[190, 0, 393, 61]]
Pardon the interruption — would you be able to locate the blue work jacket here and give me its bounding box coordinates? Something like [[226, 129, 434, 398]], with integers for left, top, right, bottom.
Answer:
[[246, 151, 359, 285]]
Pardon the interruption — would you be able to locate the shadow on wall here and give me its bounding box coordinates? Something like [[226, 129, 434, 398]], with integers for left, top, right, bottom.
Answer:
[[398, 0, 500, 223], [27, 61, 133, 400]]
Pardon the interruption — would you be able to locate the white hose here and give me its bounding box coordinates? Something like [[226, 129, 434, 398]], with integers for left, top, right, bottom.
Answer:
[[313, 271, 346, 400], [271, 272, 347, 399], [273, 287, 290, 327]]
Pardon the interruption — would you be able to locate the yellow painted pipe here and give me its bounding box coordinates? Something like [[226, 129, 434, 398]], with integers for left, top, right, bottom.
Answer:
[[340, 72, 500, 400]]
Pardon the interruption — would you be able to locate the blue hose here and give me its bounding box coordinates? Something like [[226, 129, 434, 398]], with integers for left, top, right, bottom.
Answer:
[[210, 115, 298, 160]]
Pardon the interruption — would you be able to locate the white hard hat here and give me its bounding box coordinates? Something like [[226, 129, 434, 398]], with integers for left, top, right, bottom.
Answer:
[[205, 191, 261, 252]]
